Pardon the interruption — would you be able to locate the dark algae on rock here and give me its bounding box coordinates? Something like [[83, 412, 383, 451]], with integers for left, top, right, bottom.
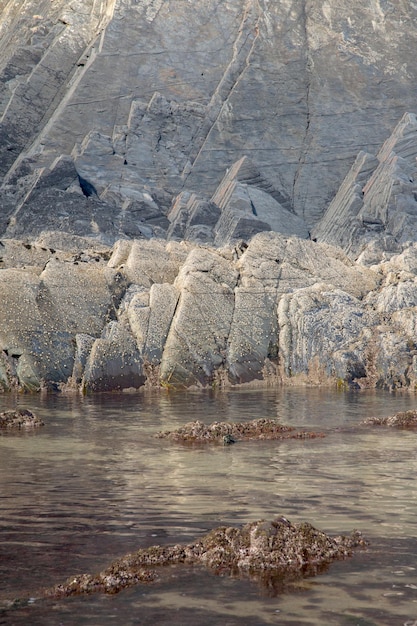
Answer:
[[42, 518, 366, 598], [0, 409, 44, 429], [363, 409, 417, 428], [156, 418, 325, 443]]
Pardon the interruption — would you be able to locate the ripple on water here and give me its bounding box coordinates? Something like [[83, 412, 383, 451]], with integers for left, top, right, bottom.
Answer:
[[1, 388, 417, 625]]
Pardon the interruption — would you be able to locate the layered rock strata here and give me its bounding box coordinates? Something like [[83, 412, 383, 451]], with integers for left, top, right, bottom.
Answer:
[[1, 229, 417, 392], [313, 113, 417, 260], [2, 0, 417, 240], [2, 3, 417, 392]]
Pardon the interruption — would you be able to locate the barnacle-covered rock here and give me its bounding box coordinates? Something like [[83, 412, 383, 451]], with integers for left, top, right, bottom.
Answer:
[[0, 409, 44, 429], [156, 418, 324, 443], [43, 518, 366, 597], [363, 409, 417, 428]]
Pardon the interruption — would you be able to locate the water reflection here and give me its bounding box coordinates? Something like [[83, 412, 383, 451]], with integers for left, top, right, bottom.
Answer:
[[1, 387, 417, 625]]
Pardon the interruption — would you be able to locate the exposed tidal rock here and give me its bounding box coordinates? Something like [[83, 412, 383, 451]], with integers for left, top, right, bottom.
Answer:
[[43, 518, 366, 597], [156, 418, 324, 443], [2, 1, 417, 245], [363, 410, 417, 428], [0, 409, 43, 429]]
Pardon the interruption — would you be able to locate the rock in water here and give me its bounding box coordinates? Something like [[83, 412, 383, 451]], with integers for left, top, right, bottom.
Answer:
[[42, 518, 366, 597], [0, 409, 44, 429]]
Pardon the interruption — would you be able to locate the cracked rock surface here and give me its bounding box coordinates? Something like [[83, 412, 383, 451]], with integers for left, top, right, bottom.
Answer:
[[2, 0, 417, 241], [2, 2, 417, 392], [41, 518, 366, 597]]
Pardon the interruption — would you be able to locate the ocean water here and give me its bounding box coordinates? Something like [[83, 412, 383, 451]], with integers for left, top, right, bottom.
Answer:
[[1, 387, 417, 625]]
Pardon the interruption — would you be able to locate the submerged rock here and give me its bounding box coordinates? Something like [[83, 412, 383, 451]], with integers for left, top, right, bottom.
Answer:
[[363, 410, 417, 428], [156, 418, 324, 443], [0, 409, 44, 429], [44, 518, 366, 597]]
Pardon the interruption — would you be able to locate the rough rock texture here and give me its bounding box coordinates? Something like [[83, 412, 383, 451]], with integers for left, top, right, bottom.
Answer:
[[156, 418, 324, 443], [2, 1, 417, 242], [363, 410, 417, 428], [3, 3, 417, 392], [312, 113, 417, 259], [42, 518, 366, 597], [2, 230, 417, 392], [0, 409, 43, 429]]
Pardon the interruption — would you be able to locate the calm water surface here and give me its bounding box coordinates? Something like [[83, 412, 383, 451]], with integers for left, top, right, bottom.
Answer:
[[1, 387, 417, 625]]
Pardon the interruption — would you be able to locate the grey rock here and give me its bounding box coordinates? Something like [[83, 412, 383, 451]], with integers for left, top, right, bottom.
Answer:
[[0, 257, 127, 390], [159, 247, 238, 387], [72, 333, 96, 385], [277, 284, 373, 385], [83, 321, 145, 392], [3, 0, 417, 240], [109, 239, 192, 287], [313, 113, 417, 258], [143, 283, 179, 364], [3, 1, 417, 393]]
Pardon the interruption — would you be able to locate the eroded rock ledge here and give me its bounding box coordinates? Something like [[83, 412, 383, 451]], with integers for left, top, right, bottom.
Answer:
[[42, 518, 366, 597], [1, 227, 417, 393]]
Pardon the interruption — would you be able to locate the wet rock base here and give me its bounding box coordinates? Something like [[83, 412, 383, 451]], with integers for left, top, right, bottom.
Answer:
[[0, 409, 44, 429], [156, 418, 325, 443], [43, 518, 366, 598], [363, 409, 417, 428]]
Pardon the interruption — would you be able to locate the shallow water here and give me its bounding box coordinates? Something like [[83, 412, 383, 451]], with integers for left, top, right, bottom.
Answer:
[[1, 387, 417, 625]]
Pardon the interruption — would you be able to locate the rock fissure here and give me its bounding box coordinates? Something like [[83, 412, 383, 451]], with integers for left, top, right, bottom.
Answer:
[[1, 2, 417, 391], [180, 0, 261, 185], [292, 0, 313, 217]]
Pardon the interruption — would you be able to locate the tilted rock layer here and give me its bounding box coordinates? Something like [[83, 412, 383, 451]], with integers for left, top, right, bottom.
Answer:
[[2, 0, 417, 242], [2, 2, 417, 391], [0, 230, 417, 392]]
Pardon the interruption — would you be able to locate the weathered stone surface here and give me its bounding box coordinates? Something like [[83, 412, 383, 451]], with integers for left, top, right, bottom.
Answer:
[[42, 518, 366, 597], [0, 269, 73, 389], [277, 284, 373, 385], [0, 259, 127, 390], [2, 0, 417, 242], [0, 238, 58, 271], [160, 247, 238, 386], [109, 239, 191, 287], [83, 321, 145, 392], [313, 113, 417, 258], [0, 409, 44, 429], [2, 226, 417, 392], [143, 283, 179, 364]]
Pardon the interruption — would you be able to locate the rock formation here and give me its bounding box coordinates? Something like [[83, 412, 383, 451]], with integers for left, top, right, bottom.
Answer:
[[0, 227, 416, 392], [42, 518, 366, 597], [2, 2, 417, 392], [2, 0, 417, 238], [363, 410, 417, 428], [156, 418, 324, 443], [0, 409, 43, 429]]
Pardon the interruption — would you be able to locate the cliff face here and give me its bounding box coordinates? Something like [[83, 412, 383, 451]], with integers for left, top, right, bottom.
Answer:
[[2, 1, 417, 392], [1, 0, 417, 241]]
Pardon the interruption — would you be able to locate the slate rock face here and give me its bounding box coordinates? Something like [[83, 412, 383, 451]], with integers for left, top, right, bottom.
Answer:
[[312, 113, 417, 260], [2, 2, 417, 392], [2, 1, 417, 243]]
